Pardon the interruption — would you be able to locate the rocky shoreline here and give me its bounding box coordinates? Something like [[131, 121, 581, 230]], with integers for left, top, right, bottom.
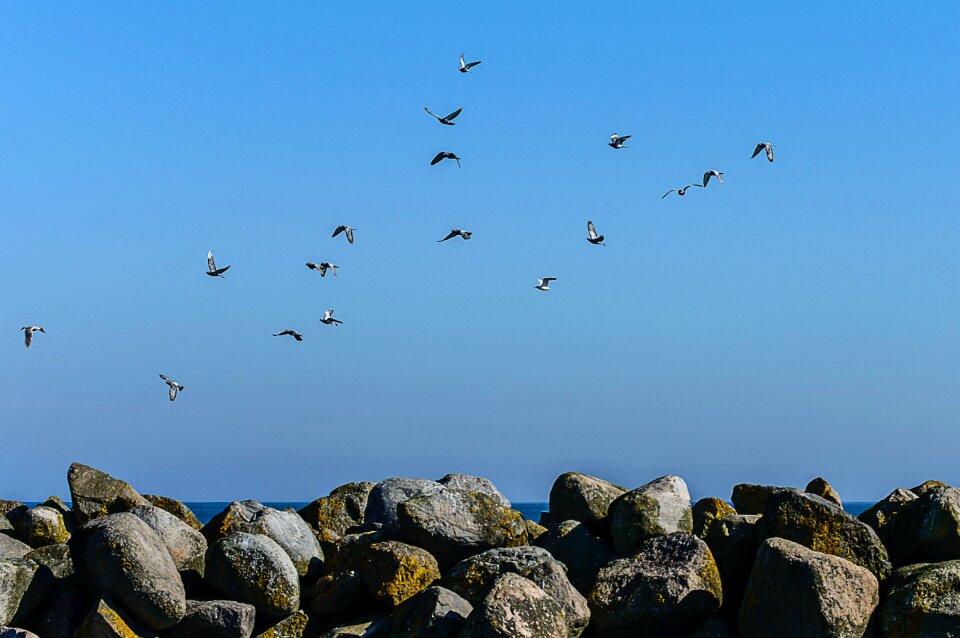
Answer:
[[1, 464, 958, 637]]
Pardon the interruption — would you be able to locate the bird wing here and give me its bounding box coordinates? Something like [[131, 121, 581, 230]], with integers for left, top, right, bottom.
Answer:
[[215, 265, 230, 276], [751, 143, 764, 159], [207, 252, 216, 272], [293, 333, 303, 341], [424, 107, 440, 120], [24, 328, 32, 348], [543, 277, 557, 283], [438, 230, 458, 242], [465, 60, 481, 69], [454, 157, 461, 168], [619, 135, 631, 141], [306, 262, 318, 270], [346, 228, 354, 243], [459, 53, 466, 69], [716, 172, 724, 184], [332, 227, 344, 238], [662, 189, 677, 199], [159, 374, 169, 383], [431, 152, 446, 165], [444, 107, 463, 121], [587, 221, 598, 239], [703, 172, 712, 187]]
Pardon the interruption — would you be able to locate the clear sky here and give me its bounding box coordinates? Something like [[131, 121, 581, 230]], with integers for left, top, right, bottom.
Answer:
[[2, 3, 958, 503]]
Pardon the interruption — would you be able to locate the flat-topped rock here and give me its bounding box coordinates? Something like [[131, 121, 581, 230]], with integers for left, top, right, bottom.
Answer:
[[609, 475, 693, 555], [548, 472, 626, 532], [67, 463, 149, 525]]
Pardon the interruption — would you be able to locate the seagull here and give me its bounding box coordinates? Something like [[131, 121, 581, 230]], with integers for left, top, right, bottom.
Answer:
[[609, 134, 631, 149], [159, 374, 184, 402], [273, 330, 303, 342], [319, 310, 343, 326], [332, 226, 356, 244], [424, 107, 463, 126], [431, 152, 461, 168], [586, 221, 605, 245], [534, 277, 557, 291], [20, 325, 45, 348], [306, 261, 338, 277], [702, 170, 725, 187], [751, 142, 774, 162], [437, 229, 472, 242], [459, 53, 481, 73], [661, 184, 704, 199], [206, 251, 231, 277]]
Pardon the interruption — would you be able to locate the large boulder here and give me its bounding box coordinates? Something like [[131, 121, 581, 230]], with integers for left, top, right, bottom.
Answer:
[[254, 611, 314, 638], [5, 505, 71, 548], [731, 483, 786, 515], [396, 490, 526, 568], [738, 538, 879, 638], [364, 478, 445, 535], [0, 536, 31, 561], [436, 474, 510, 509], [525, 519, 548, 541], [609, 475, 693, 555], [459, 573, 568, 638], [858, 487, 917, 563], [205, 532, 300, 619], [74, 599, 158, 638], [806, 477, 843, 508], [308, 570, 369, 625], [167, 600, 256, 638], [71, 512, 186, 630], [880, 560, 960, 637], [760, 489, 892, 579], [588, 533, 722, 637], [356, 541, 440, 607], [319, 615, 390, 637], [704, 514, 760, 614], [534, 519, 613, 595], [67, 463, 149, 524], [548, 472, 626, 532], [692, 497, 736, 540], [388, 586, 472, 638], [0, 558, 53, 626], [911, 480, 948, 497], [24, 543, 76, 584], [299, 482, 376, 536], [896, 486, 960, 564], [128, 506, 206, 587], [32, 586, 90, 638], [142, 495, 203, 531]]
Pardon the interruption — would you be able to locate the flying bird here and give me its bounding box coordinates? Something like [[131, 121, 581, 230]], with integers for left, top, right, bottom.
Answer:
[[319, 309, 343, 326], [534, 277, 557, 291], [661, 184, 703, 198], [159, 374, 184, 402], [752, 142, 774, 162], [459, 53, 481, 73], [20, 325, 45, 348], [206, 251, 231, 277], [273, 330, 303, 342], [431, 152, 461, 168], [424, 106, 463, 126], [702, 170, 725, 187], [437, 229, 472, 242], [586, 221, 605, 245], [332, 226, 356, 244], [306, 261, 338, 277], [609, 134, 631, 149]]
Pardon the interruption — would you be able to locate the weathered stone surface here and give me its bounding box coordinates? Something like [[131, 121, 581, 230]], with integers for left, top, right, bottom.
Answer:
[[325, 530, 388, 574], [205, 532, 300, 619], [525, 519, 548, 540], [0, 628, 40, 638], [897, 486, 960, 564], [356, 541, 440, 607], [858, 488, 917, 551], [128, 505, 206, 587], [534, 519, 613, 595], [880, 560, 960, 637], [460, 573, 568, 638], [911, 480, 948, 497], [609, 475, 693, 555], [396, 490, 526, 568], [0, 516, 11, 533], [24, 543, 75, 584], [806, 477, 843, 508], [0, 536, 31, 561], [436, 474, 510, 509], [739, 538, 879, 638], [548, 472, 626, 532], [255, 611, 314, 638], [72, 512, 186, 630], [731, 483, 787, 516], [0, 502, 24, 517], [692, 497, 736, 540], [308, 570, 368, 624], [364, 478, 445, 535], [167, 600, 256, 638], [41, 495, 73, 518], [0, 558, 54, 626], [526, 559, 590, 637], [704, 514, 760, 614], [32, 585, 90, 638], [142, 495, 203, 531], [388, 585, 472, 638], [67, 463, 149, 525], [299, 482, 376, 536], [588, 533, 722, 637], [319, 615, 390, 637], [74, 599, 158, 638], [6, 505, 71, 548], [760, 489, 891, 579]]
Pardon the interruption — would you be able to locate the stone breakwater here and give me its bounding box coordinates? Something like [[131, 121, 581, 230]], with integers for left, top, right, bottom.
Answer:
[[1, 465, 959, 637]]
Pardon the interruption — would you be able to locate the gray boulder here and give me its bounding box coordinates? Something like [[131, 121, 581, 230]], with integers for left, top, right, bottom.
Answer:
[[738, 538, 879, 638], [129, 506, 206, 587], [142, 495, 203, 531], [548, 472, 626, 532], [0, 536, 31, 561], [388, 586, 472, 638], [0, 558, 54, 626], [806, 477, 843, 508], [436, 474, 510, 508], [731, 483, 786, 515], [911, 480, 948, 496], [254, 611, 315, 637], [71, 512, 186, 630], [692, 497, 736, 540], [6, 505, 71, 548], [299, 482, 376, 536], [24, 543, 76, 584], [364, 478, 445, 534], [459, 573, 568, 638], [74, 599, 158, 638], [356, 541, 441, 607], [67, 462, 149, 525], [319, 615, 390, 638], [880, 560, 960, 637], [308, 570, 369, 624], [205, 532, 300, 619], [704, 514, 760, 613], [31, 585, 90, 638], [534, 519, 613, 595], [525, 519, 548, 540], [897, 486, 960, 563], [167, 600, 256, 638], [588, 533, 722, 637], [609, 475, 693, 555]]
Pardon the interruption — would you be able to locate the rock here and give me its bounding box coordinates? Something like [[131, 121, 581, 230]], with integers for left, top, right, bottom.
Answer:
[[0, 558, 54, 626], [588, 533, 722, 637], [692, 498, 736, 540], [32, 586, 90, 638], [255, 611, 315, 638], [356, 541, 440, 607], [308, 570, 368, 624], [687, 615, 735, 638], [0, 516, 11, 533], [459, 573, 568, 638], [167, 600, 256, 638], [203, 501, 323, 579], [364, 478, 445, 535], [896, 486, 960, 563], [24, 543, 75, 584], [396, 490, 526, 568], [436, 474, 510, 508], [388, 586, 472, 638], [911, 480, 948, 496], [524, 519, 548, 540], [325, 530, 388, 574], [67, 462, 149, 524], [0, 628, 39, 638], [299, 482, 376, 536], [534, 519, 613, 595], [704, 514, 760, 614], [41, 495, 72, 518], [128, 506, 206, 587], [0, 502, 24, 517], [760, 489, 892, 579], [319, 615, 390, 637], [880, 560, 960, 637], [738, 538, 879, 638], [142, 495, 203, 531], [548, 472, 626, 532], [71, 512, 186, 630], [0, 536, 31, 561], [525, 559, 591, 637], [858, 488, 918, 564], [609, 475, 693, 555], [806, 477, 843, 508], [74, 599, 158, 638], [731, 483, 786, 515], [6, 505, 71, 548], [205, 532, 300, 619]]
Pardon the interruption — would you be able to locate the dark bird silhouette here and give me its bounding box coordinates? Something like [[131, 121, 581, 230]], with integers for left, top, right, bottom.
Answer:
[[273, 330, 303, 342], [306, 261, 338, 277], [752, 142, 774, 162], [662, 184, 703, 198], [431, 152, 461, 168], [332, 226, 355, 244], [424, 106, 463, 126], [319, 309, 343, 326], [609, 134, 631, 149], [587, 221, 605, 245], [459, 53, 481, 73], [535, 277, 557, 291], [206, 251, 231, 277], [159, 374, 184, 402], [702, 170, 725, 187], [20, 325, 45, 348], [438, 229, 472, 242]]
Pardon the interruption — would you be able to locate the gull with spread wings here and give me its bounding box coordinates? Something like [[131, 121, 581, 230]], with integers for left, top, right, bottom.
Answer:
[[159, 374, 184, 402], [424, 106, 463, 126], [206, 251, 231, 277]]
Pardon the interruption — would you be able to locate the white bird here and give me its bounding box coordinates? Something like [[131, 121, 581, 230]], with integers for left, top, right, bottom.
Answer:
[[273, 330, 303, 342], [534, 277, 557, 291], [319, 309, 343, 326], [20, 325, 45, 348], [459, 53, 481, 73], [586, 221, 605, 245], [206, 251, 231, 277], [661, 184, 704, 199], [609, 134, 631, 149], [752, 142, 774, 162], [424, 106, 463, 126], [306, 261, 338, 277], [438, 229, 472, 242], [159, 374, 184, 402], [702, 170, 725, 187], [431, 152, 461, 168], [332, 226, 356, 244]]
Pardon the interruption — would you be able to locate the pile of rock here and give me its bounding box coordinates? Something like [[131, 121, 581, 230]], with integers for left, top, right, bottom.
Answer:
[[3, 465, 960, 637]]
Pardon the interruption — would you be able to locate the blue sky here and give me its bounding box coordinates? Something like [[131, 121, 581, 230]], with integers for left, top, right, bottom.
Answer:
[[2, 3, 958, 503]]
